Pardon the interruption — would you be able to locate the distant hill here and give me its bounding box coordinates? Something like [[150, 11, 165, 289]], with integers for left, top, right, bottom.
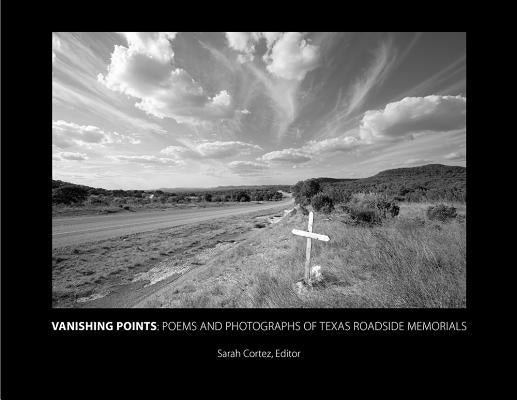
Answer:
[[52, 180, 292, 194], [311, 177, 358, 184], [158, 184, 291, 193], [373, 164, 465, 178], [303, 164, 466, 202]]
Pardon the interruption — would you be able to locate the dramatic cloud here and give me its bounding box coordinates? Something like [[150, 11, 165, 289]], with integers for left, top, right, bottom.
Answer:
[[53, 152, 89, 161], [228, 161, 269, 175], [113, 155, 183, 166], [260, 148, 312, 164], [99, 34, 233, 123], [161, 141, 262, 159], [360, 95, 466, 141], [53, 32, 466, 189], [52, 120, 140, 148], [263, 32, 320, 81]]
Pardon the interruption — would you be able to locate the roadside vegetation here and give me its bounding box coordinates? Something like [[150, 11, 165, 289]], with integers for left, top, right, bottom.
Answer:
[[141, 164, 466, 308], [143, 201, 465, 308]]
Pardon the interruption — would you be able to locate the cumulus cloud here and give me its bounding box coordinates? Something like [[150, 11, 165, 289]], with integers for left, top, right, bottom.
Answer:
[[52, 120, 140, 148], [228, 161, 269, 175], [225, 32, 261, 63], [260, 148, 312, 164], [360, 95, 466, 142], [444, 150, 466, 160], [53, 152, 89, 161], [257, 134, 361, 165], [99, 33, 233, 123], [161, 141, 262, 159], [224, 32, 320, 81], [120, 32, 176, 62], [261, 32, 283, 50], [211, 90, 231, 107], [263, 32, 320, 81], [113, 155, 183, 166]]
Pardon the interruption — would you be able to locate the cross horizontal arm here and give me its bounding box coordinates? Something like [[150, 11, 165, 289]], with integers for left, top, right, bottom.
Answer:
[[292, 229, 330, 242]]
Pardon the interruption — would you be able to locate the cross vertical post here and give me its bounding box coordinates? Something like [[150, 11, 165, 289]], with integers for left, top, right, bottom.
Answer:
[[304, 211, 314, 283], [292, 210, 330, 286]]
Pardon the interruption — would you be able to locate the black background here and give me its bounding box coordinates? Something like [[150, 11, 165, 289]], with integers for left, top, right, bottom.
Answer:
[[1, 1, 493, 395]]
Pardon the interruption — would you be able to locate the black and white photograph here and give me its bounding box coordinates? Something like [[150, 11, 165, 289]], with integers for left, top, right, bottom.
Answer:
[[51, 32, 466, 309]]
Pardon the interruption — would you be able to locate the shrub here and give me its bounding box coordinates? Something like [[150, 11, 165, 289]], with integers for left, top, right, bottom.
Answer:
[[52, 185, 89, 205], [349, 208, 382, 225], [237, 192, 250, 202], [311, 193, 334, 214], [204, 193, 212, 202], [272, 191, 283, 201], [343, 192, 399, 225], [293, 179, 321, 205], [426, 204, 457, 222]]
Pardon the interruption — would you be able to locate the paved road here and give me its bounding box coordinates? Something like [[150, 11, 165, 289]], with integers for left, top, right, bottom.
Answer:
[[52, 199, 294, 248]]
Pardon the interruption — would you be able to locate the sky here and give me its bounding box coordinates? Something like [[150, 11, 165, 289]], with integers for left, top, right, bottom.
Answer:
[[52, 32, 466, 189]]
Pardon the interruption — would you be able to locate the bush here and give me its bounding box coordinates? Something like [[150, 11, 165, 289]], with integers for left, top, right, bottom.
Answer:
[[349, 208, 382, 225], [272, 191, 283, 201], [236, 192, 250, 202], [293, 179, 321, 205], [426, 204, 457, 222], [204, 193, 212, 202], [52, 185, 89, 205], [311, 193, 334, 214], [343, 192, 399, 225]]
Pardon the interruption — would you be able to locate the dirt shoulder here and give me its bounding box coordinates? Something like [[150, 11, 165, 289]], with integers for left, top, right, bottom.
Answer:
[[52, 205, 290, 308]]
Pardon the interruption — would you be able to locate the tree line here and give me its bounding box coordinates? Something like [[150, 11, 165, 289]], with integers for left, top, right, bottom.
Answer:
[[52, 180, 286, 205]]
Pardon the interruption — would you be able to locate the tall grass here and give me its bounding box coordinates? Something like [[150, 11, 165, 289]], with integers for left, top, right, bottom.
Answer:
[[151, 202, 466, 308]]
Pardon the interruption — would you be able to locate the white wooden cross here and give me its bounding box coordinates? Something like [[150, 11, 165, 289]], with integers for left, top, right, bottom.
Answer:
[[292, 211, 330, 283]]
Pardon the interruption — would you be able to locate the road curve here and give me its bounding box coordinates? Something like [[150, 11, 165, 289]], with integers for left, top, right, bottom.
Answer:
[[52, 199, 294, 248]]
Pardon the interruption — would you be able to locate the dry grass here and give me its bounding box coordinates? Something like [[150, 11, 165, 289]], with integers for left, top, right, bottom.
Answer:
[[144, 202, 466, 308]]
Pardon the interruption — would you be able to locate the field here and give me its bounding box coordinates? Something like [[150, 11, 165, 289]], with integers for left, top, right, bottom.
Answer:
[[137, 202, 466, 308]]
